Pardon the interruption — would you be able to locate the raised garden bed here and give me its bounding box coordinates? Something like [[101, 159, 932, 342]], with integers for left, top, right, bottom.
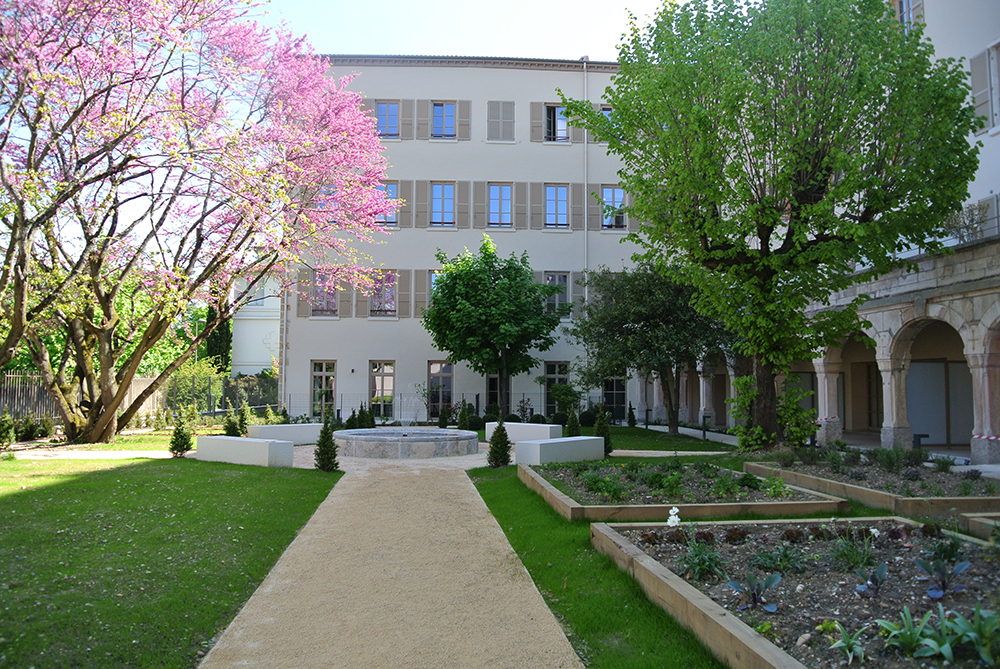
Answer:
[[746, 461, 1000, 519], [520, 462, 847, 522], [594, 517, 997, 669], [959, 512, 1000, 540]]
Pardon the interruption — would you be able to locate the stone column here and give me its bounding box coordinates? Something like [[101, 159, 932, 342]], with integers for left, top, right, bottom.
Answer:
[[878, 357, 912, 449], [725, 366, 738, 429], [698, 364, 716, 427], [968, 353, 1000, 464], [677, 369, 690, 423], [652, 376, 667, 424], [814, 360, 843, 446]]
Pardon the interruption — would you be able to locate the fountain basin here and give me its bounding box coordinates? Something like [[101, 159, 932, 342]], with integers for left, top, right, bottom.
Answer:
[[333, 428, 480, 459]]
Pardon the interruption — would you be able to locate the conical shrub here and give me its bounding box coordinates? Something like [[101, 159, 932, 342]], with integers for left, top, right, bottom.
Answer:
[[566, 410, 581, 437], [488, 421, 512, 468], [314, 414, 339, 471], [169, 413, 193, 458], [595, 404, 612, 457]]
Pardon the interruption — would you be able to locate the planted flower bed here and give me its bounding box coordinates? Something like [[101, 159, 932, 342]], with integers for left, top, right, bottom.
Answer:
[[520, 460, 848, 522], [746, 446, 1000, 518], [595, 516, 998, 669]]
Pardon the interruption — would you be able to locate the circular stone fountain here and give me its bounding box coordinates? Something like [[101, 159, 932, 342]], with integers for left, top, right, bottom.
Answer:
[[334, 428, 480, 459]]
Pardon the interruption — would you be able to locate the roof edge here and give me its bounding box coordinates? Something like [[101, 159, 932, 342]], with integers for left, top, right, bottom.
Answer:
[[320, 54, 619, 73]]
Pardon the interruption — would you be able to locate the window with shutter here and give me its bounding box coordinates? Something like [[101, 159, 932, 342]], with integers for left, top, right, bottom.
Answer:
[[545, 105, 569, 142], [375, 101, 399, 138], [545, 184, 568, 228], [487, 101, 515, 142], [488, 183, 512, 226], [377, 182, 398, 225], [602, 186, 625, 229], [431, 183, 455, 225], [432, 102, 456, 139]]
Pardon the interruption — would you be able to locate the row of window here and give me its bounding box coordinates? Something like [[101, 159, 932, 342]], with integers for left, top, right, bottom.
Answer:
[[375, 181, 626, 229], [372, 99, 610, 143], [311, 359, 612, 418], [300, 269, 579, 319]]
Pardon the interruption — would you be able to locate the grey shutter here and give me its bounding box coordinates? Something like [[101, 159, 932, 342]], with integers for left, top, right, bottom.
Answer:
[[416, 100, 430, 140], [570, 271, 582, 316], [473, 181, 487, 228], [414, 180, 429, 228], [502, 102, 514, 142], [400, 99, 415, 140], [530, 182, 545, 229], [910, 0, 923, 23], [296, 269, 312, 317], [457, 181, 470, 228], [570, 183, 584, 230], [359, 98, 374, 116], [570, 124, 584, 144], [414, 270, 428, 317], [972, 51, 992, 136], [338, 283, 352, 318], [980, 195, 998, 237], [458, 100, 471, 141], [530, 102, 544, 142], [356, 288, 369, 318], [487, 101, 500, 141], [397, 180, 413, 228], [514, 182, 528, 229], [588, 184, 603, 230], [397, 270, 411, 318], [534, 270, 544, 285], [627, 193, 640, 232]]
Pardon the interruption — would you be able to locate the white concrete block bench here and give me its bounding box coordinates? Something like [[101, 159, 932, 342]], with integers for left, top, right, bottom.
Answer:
[[515, 436, 604, 466], [196, 436, 294, 468], [485, 421, 562, 443], [248, 423, 323, 445]]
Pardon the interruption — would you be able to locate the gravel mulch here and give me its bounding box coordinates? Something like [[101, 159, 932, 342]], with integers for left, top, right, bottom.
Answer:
[[771, 460, 1000, 499]]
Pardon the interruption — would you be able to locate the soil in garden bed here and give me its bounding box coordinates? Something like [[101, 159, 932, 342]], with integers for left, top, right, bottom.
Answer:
[[537, 460, 821, 505], [623, 520, 1000, 668]]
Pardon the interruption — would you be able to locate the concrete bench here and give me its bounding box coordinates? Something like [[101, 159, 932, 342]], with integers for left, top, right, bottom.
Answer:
[[514, 436, 604, 466], [196, 436, 294, 468], [485, 421, 562, 443], [248, 423, 322, 445]]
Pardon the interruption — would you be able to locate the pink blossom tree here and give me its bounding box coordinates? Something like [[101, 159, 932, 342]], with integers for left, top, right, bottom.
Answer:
[[0, 0, 393, 442]]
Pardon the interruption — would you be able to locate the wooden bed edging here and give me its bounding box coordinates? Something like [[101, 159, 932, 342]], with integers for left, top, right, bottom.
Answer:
[[745, 462, 1000, 518], [959, 512, 1000, 539], [591, 522, 807, 669], [517, 464, 848, 523]]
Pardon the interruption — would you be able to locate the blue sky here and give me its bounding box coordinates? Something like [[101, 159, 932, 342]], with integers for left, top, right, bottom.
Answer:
[[257, 0, 665, 62]]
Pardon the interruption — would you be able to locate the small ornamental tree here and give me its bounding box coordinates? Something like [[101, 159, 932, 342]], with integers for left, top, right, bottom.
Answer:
[[314, 414, 339, 472], [488, 421, 512, 468], [0, 408, 16, 449], [562, 0, 979, 448], [595, 404, 612, 457], [566, 410, 581, 437], [238, 400, 254, 437], [169, 413, 193, 458], [457, 402, 470, 431], [344, 409, 358, 430], [422, 236, 565, 415], [223, 401, 241, 437], [628, 402, 637, 428]]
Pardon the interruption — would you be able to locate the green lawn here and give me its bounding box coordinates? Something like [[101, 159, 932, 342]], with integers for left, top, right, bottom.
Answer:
[[471, 465, 725, 669], [0, 458, 340, 668], [474, 425, 730, 453]]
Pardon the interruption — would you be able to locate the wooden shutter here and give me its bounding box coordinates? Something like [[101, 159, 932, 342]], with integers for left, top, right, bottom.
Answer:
[[338, 283, 353, 318], [414, 180, 429, 228], [458, 100, 471, 141], [530, 102, 544, 142], [457, 181, 470, 228], [534, 270, 544, 285], [980, 195, 998, 237], [570, 124, 584, 144], [414, 270, 428, 317], [397, 270, 411, 318], [530, 182, 545, 229], [400, 99, 415, 140], [473, 181, 487, 228], [296, 269, 312, 317], [570, 183, 584, 230], [570, 271, 582, 316], [397, 180, 413, 228], [972, 51, 993, 136], [359, 98, 374, 116], [416, 100, 430, 140], [588, 184, 603, 230], [501, 102, 514, 142], [356, 288, 369, 318], [487, 101, 500, 141], [514, 182, 528, 229], [627, 193, 641, 232]]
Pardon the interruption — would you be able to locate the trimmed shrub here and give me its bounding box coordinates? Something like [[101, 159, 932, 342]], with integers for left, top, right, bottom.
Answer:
[[238, 399, 253, 436], [437, 404, 451, 428], [874, 446, 905, 474], [37, 416, 54, 439], [528, 413, 547, 424], [566, 411, 581, 437], [551, 412, 568, 426], [314, 414, 339, 472], [344, 409, 359, 430], [627, 402, 636, 428], [223, 401, 241, 436], [504, 413, 521, 423], [594, 404, 612, 457], [579, 408, 596, 428], [263, 404, 277, 425], [467, 414, 485, 431], [904, 447, 929, 468], [0, 408, 16, 449], [457, 402, 470, 430], [488, 421, 511, 468], [169, 414, 193, 458]]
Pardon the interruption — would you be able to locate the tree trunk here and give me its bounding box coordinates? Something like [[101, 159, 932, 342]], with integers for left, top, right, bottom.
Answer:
[[752, 354, 781, 449], [498, 354, 509, 418], [658, 366, 680, 434]]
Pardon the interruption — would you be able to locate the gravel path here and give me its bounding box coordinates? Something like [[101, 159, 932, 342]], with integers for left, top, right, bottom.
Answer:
[[197, 447, 584, 669]]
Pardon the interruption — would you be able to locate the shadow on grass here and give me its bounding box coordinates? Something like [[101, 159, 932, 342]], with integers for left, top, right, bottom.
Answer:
[[0, 457, 340, 668]]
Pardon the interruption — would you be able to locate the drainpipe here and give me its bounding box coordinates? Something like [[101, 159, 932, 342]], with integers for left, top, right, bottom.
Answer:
[[581, 56, 590, 303]]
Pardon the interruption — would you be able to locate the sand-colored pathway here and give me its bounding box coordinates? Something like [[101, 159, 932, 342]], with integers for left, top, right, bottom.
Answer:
[[197, 454, 584, 669]]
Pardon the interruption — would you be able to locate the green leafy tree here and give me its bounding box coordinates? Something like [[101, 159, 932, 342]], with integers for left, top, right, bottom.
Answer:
[[169, 413, 193, 458], [422, 236, 565, 415], [566, 266, 730, 434], [594, 404, 612, 457], [488, 421, 512, 468], [314, 414, 339, 472], [204, 305, 232, 373], [563, 0, 979, 448], [547, 383, 581, 416]]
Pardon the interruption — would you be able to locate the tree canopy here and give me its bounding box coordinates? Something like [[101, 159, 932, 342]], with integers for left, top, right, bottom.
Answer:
[[566, 265, 732, 433], [0, 0, 392, 441], [563, 0, 980, 447], [421, 236, 565, 414]]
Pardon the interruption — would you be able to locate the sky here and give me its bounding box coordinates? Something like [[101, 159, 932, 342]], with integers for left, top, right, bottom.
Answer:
[[256, 0, 666, 62]]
